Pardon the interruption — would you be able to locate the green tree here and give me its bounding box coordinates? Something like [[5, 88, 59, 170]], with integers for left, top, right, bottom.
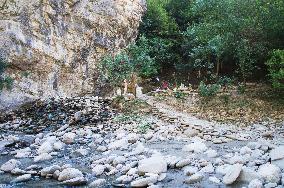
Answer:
[[266, 50, 284, 90], [166, 0, 194, 31], [98, 41, 158, 88], [139, 0, 178, 37], [183, 0, 271, 82]]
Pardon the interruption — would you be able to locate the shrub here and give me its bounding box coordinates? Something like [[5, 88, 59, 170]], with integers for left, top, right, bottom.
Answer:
[[237, 83, 246, 94], [198, 81, 221, 98], [217, 76, 234, 87], [139, 0, 178, 36], [0, 57, 13, 91], [98, 52, 133, 87], [222, 94, 230, 105], [127, 36, 158, 78], [138, 122, 151, 134], [98, 41, 158, 88], [266, 50, 284, 90]]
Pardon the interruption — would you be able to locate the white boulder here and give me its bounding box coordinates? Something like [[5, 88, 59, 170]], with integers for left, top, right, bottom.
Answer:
[[62, 133, 76, 144], [58, 168, 84, 182], [222, 163, 243, 185], [138, 155, 167, 174], [258, 164, 281, 183], [1, 159, 21, 172]]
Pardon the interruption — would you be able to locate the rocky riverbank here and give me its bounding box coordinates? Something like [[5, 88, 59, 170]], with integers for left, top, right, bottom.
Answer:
[[0, 95, 284, 188]]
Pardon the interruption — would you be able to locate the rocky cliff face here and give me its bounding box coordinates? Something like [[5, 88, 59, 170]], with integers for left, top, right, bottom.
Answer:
[[0, 0, 146, 110]]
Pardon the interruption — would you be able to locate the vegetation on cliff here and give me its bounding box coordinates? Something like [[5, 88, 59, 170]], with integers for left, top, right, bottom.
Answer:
[[0, 56, 13, 91]]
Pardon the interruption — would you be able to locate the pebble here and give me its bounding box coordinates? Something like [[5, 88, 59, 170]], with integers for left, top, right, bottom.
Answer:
[[38, 141, 54, 154], [0, 96, 283, 188], [41, 165, 61, 177], [62, 176, 87, 185], [184, 128, 199, 137], [97, 146, 107, 152], [108, 139, 128, 150], [205, 149, 218, 158], [264, 183, 278, 188], [183, 166, 198, 176], [53, 141, 65, 151], [11, 168, 26, 175]]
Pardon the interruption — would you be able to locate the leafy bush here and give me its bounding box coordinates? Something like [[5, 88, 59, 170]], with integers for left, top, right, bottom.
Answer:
[[139, 0, 178, 36], [127, 36, 158, 78], [98, 40, 158, 87], [174, 91, 186, 99], [182, 0, 284, 82], [0, 57, 13, 91], [220, 94, 230, 105], [217, 76, 234, 87], [98, 52, 133, 87], [138, 122, 151, 134], [237, 83, 246, 94], [198, 81, 221, 98], [266, 50, 284, 90]]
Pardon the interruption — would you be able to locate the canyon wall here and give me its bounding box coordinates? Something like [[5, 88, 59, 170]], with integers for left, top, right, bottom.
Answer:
[[0, 0, 146, 110]]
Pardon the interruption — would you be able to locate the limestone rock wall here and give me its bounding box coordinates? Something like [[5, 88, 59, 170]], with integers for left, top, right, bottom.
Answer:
[[0, 0, 146, 110]]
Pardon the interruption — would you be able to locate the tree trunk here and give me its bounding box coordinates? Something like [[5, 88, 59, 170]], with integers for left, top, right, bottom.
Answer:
[[216, 58, 220, 76]]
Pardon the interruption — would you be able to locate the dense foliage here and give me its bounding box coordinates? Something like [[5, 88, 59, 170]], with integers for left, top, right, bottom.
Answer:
[[98, 42, 157, 87], [99, 0, 284, 90], [266, 50, 284, 90], [183, 0, 284, 82], [198, 81, 221, 98]]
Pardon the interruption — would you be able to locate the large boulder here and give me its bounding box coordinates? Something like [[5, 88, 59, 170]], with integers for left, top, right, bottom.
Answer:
[[0, 159, 21, 172], [0, 0, 146, 110], [238, 167, 261, 183], [222, 164, 243, 185], [258, 164, 281, 184], [270, 146, 284, 170], [41, 165, 61, 177], [58, 168, 84, 182], [38, 141, 54, 154], [138, 155, 167, 174], [182, 140, 207, 153]]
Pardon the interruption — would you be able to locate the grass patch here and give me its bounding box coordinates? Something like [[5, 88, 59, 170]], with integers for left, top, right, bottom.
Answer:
[[111, 96, 152, 115]]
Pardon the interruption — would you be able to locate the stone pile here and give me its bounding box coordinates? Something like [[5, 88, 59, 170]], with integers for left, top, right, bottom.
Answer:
[[0, 96, 114, 134]]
